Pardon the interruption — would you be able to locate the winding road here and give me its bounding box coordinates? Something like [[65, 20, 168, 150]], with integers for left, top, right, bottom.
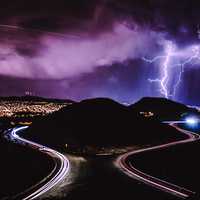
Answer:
[[117, 122, 200, 199], [4, 122, 199, 199], [4, 126, 70, 200]]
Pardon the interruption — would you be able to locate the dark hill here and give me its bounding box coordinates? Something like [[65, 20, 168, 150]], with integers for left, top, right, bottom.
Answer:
[[130, 97, 197, 120], [25, 98, 187, 151]]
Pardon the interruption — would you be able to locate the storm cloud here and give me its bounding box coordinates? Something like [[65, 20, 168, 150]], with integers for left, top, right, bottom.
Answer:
[[0, 23, 164, 79], [0, 0, 199, 79], [0, 0, 200, 104]]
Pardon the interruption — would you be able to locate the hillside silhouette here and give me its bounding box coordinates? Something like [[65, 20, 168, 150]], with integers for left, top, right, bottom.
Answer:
[[25, 98, 189, 151], [130, 97, 198, 120]]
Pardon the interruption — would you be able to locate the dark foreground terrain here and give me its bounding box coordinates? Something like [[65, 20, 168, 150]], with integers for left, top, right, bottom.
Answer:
[[127, 139, 200, 198], [0, 133, 54, 199], [62, 155, 181, 200], [0, 97, 199, 199]]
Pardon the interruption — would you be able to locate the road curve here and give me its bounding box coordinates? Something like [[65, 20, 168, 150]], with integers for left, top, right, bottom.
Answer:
[[116, 122, 200, 199], [4, 126, 70, 200]]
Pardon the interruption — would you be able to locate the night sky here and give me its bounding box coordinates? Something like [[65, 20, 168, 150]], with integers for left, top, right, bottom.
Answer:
[[1, 0, 200, 105]]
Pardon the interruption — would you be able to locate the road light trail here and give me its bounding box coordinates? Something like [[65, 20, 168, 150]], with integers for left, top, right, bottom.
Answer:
[[116, 122, 200, 199], [4, 126, 70, 200]]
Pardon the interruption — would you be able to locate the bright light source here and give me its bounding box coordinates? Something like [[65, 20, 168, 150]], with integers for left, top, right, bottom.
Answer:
[[185, 117, 199, 126]]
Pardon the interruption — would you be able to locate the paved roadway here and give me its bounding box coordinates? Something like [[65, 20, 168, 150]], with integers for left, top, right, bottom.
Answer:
[[5, 126, 70, 200], [116, 122, 200, 199]]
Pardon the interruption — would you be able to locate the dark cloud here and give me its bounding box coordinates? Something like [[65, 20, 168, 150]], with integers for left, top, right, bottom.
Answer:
[[15, 46, 39, 57], [0, 0, 115, 34], [0, 0, 199, 39], [111, 0, 200, 43]]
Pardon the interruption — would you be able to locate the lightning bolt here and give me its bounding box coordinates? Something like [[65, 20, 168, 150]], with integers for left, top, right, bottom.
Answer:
[[143, 41, 174, 98], [172, 45, 200, 97], [143, 41, 200, 99]]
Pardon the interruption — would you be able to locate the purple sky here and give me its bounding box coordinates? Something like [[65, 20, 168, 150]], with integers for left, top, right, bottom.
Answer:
[[1, 0, 200, 105]]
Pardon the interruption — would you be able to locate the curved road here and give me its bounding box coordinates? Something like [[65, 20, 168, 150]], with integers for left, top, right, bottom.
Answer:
[[4, 126, 70, 200], [4, 123, 199, 199], [117, 122, 200, 199]]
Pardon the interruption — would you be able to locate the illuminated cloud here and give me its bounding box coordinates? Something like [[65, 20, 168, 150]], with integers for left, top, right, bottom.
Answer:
[[0, 23, 163, 79]]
